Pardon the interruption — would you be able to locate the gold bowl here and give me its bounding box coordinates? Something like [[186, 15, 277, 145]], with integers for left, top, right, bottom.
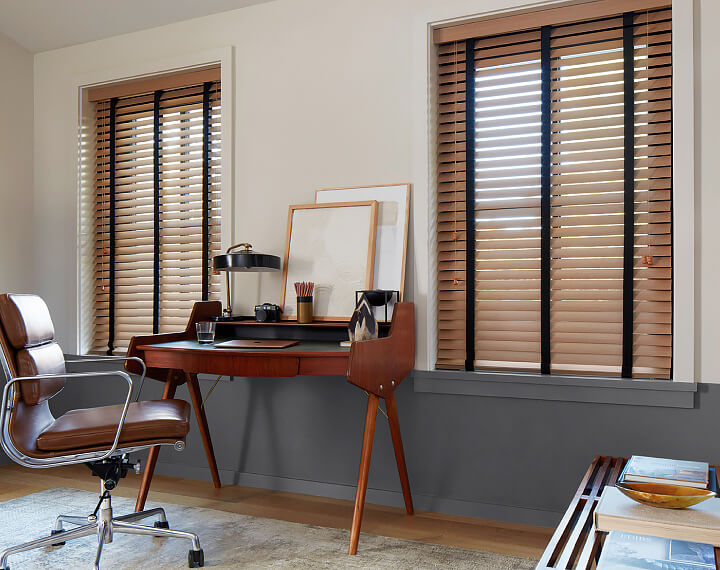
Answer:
[[615, 482, 716, 509]]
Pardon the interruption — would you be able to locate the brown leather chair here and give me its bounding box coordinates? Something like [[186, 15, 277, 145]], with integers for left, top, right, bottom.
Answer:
[[0, 294, 205, 569]]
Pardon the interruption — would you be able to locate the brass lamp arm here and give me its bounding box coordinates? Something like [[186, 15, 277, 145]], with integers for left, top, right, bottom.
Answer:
[[226, 242, 253, 254], [222, 243, 252, 317], [224, 271, 232, 317]]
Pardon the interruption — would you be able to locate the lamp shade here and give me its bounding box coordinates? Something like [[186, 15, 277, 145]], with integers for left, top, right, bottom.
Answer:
[[213, 252, 280, 272], [212, 242, 280, 272]]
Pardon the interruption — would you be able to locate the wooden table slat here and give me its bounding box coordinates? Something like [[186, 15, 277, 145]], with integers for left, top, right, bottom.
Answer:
[[573, 458, 625, 570], [556, 457, 612, 569], [537, 456, 603, 569]]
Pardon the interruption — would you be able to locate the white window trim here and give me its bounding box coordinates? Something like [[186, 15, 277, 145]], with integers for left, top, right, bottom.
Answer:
[[74, 46, 235, 355], [414, 0, 694, 381]]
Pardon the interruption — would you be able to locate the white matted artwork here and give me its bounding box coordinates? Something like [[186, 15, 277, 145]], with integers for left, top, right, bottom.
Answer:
[[280, 201, 379, 320], [315, 183, 410, 320]]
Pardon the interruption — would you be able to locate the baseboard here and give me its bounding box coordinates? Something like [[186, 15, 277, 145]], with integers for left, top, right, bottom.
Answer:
[[153, 461, 562, 528]]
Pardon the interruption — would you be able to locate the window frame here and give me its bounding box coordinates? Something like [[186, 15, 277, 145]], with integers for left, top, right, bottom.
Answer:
[[76, 47, 234, 355], [420, 0, 694, 383]]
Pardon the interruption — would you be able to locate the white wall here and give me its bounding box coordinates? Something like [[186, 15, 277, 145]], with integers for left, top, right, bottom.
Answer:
[[31, 0, 719, 379], [0, 32, 34, 293], [696, 0, 720, 383]]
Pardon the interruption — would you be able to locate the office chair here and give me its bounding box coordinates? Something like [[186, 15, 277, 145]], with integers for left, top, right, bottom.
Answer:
[[0, 294, 205, 569]]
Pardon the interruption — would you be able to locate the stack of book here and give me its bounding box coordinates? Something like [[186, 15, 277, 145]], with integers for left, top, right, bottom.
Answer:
[[620, 455, 711, 489], [596, 456, 719, 569]]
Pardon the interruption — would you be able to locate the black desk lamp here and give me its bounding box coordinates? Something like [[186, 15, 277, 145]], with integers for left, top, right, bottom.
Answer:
[[212, 242, 281, 321]]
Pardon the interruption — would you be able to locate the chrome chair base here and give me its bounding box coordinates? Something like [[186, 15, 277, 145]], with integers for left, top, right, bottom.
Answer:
[[0, 488, 204, 569]]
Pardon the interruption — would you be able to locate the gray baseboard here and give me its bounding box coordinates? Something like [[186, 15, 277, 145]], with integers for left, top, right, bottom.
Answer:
[[153, 461, 562, 528]]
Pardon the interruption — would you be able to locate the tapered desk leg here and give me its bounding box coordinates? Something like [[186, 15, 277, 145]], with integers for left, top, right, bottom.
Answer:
[[135, 374, 177, 512], [349, 393, 379, 555], [185, 372, 221, 489], [385, 393, 413, 515]]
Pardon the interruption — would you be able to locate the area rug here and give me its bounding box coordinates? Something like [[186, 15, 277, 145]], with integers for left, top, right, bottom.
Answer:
[[0, 488, 537, 569]]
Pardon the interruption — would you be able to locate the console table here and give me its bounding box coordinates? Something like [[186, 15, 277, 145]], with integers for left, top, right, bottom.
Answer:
[[537, 455, 720, 569]]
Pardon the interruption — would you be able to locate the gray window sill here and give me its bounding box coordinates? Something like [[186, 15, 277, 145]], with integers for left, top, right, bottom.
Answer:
[[412, 370, 697, 408]]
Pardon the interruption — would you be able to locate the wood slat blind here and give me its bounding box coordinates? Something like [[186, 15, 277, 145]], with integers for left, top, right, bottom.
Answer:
[[473, 29, 543, 373], [92, 80, 221, 354], [437, 41, 468, 369], [435, 6, 672, 379]]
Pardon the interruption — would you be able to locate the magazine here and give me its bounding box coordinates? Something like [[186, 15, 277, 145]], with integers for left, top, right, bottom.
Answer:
[[597, 531, 715, 570]]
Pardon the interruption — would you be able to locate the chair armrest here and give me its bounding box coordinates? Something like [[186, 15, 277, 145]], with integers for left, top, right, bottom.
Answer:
[[66, 355, 146, 386], [0, 370, 133, 468]]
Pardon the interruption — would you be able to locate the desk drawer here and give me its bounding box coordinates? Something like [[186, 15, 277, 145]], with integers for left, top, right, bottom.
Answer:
[[298, 356, 348, 376], [142, 350, 300, 378]]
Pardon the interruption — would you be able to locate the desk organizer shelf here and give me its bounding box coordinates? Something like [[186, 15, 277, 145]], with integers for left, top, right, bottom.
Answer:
[[216, 318, 391, 342]]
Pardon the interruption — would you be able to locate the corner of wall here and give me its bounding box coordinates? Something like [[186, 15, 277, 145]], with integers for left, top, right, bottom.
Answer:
[[0, 31, 34, 295]]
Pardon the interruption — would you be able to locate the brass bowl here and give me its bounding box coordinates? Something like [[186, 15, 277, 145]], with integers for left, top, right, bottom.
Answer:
[[615, 481, 716, 509]]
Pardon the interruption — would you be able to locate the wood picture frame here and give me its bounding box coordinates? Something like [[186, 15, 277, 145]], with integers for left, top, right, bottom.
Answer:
[[280, 201, 379, 321], [315, 183, 410, 320]]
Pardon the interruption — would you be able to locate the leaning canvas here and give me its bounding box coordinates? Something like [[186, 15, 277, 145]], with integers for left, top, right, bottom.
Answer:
[[315, 183, 410, 320], [281, 201, 379, 320]]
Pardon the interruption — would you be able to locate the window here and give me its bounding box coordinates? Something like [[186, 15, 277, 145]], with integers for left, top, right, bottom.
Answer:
[[90, 68, 222, 354], [435, 2, 672, 379]]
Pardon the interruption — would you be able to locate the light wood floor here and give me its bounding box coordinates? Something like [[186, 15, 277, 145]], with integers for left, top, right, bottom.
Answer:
[[0, 464, 552, 560]]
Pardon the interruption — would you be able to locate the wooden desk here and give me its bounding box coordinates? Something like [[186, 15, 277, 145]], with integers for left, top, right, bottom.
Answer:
[[537, 455, 720, 569], [131, 303, 415, 555]]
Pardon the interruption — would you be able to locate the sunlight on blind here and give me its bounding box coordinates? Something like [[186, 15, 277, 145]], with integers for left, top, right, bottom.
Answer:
[[473, 30, 543, 372], [436, 6, 672, 379], [92, 81, 221, 354]]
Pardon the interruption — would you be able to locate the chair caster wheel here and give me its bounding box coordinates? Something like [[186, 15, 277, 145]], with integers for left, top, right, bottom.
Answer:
[[50, 529, 66, 546], [153, 520, 170, 529], [188, 548, 204, 568]]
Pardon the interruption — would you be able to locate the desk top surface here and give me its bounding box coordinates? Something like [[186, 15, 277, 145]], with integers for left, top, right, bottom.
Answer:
[[137, 339, 350, 356]]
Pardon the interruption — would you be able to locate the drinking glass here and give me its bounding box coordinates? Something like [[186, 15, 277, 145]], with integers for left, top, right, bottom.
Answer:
[[196, 321, 216, 344]]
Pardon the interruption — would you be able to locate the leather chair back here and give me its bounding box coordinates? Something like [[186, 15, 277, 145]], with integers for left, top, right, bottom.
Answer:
[[0, 294, 66, 405]]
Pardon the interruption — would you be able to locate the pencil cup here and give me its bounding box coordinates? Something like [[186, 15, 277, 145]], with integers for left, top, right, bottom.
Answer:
[[297, 296, 313, 324]]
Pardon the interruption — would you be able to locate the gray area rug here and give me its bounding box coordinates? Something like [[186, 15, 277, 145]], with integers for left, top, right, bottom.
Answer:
[[0, 488, 537, 569]]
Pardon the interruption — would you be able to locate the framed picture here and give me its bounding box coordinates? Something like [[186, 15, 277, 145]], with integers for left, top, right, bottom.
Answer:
[[315, 183, 410, 319], [280, 201, 379, 321]]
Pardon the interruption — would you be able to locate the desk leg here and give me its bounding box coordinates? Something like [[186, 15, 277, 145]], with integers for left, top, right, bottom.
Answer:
[[185, 372, 221, 489], [135, 373, 177, 512], [385, 394, 413, 515], [348, 393, 379, 555]]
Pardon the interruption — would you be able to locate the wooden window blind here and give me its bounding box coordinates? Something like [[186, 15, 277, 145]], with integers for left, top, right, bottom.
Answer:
[[435, 3, 672, 379], [92, 73, 221, 354]]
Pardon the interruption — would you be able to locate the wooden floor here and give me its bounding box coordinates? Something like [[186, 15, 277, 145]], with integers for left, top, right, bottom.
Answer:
[[0, 463, 552, 560]]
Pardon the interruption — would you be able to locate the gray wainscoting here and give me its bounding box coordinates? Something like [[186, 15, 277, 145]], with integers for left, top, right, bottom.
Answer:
[[3, 361, 719, 529]]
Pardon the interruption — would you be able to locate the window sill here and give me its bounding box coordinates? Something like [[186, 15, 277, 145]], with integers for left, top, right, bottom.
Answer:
[[412, 370, 697, 408]]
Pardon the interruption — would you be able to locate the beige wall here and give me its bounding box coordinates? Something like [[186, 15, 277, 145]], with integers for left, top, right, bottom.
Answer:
[[696, 0, 720, 383], [0, 31, 33, 293], [31, 0, 718, 379]]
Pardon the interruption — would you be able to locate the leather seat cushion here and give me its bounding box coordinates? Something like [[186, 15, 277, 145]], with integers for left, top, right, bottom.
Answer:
[[0, 294, 56, 349], [36, 399, 190, 452]]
